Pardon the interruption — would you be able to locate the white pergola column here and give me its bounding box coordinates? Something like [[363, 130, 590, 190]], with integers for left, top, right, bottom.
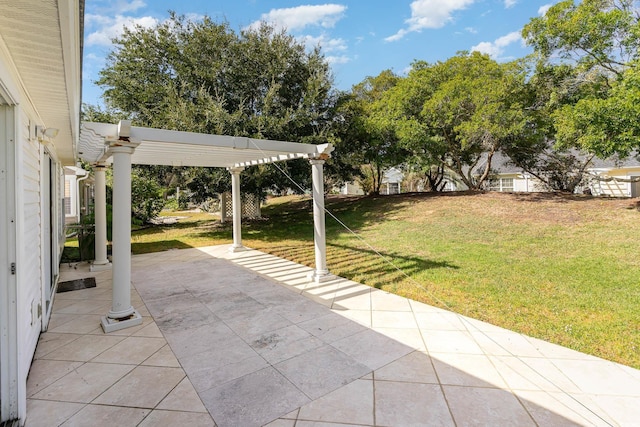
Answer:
[[308, 157, 334, 283], [101, 143, 142, 333], [229, 166, 248, 252], [91, 163, 111, 271]]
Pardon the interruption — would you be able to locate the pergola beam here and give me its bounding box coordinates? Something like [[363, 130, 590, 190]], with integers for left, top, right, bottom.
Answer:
[[82, 120, 335, 332]]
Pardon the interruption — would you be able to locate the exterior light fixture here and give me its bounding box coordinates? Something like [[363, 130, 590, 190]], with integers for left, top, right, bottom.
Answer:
[[35, 125, 60, 144]]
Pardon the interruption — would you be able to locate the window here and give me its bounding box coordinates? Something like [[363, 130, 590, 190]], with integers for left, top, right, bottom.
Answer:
[[488, 178, 514, 192]]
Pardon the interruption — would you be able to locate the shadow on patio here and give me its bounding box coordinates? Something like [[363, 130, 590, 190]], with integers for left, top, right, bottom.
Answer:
[[25, 245, 640, 426]]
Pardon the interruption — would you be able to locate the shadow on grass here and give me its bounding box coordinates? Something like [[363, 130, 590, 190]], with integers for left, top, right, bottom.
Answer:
[[251, 239, 458, 290], [132, 240, 194, 255], [135, 194, 460, 289]]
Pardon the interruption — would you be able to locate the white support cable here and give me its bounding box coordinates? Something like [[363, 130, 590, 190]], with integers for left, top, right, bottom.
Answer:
[[247, 139, 612, 426]]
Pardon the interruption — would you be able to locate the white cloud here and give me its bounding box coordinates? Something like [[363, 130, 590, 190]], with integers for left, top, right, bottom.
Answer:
[[471, 30, 522, 58], [326, 55, 350, 65], [504, 0, 517, 8], [301, 34, 347, 53], [538, 4, 553, 16], [386, 0, 476, 42], [117, 0, 146, 13], [465, 27, 478, 34], [86, 14, 159, 46], [247, 4, 347, 32], [301, 34, 350, 64]]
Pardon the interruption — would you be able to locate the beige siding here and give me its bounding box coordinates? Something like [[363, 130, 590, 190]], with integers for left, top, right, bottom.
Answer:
[[590, 167, 640, 197]]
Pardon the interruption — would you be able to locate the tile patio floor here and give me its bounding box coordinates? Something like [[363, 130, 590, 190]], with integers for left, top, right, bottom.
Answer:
[[26, 244, 640, 426]]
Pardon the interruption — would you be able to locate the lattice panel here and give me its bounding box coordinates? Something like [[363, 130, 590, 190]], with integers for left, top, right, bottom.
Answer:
[[222, 193, 261, 220]]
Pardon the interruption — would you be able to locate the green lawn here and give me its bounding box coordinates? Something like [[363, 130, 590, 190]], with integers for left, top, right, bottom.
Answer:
[[125, 192, 640, 368]]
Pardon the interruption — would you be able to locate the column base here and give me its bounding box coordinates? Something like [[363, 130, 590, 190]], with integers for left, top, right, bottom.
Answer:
[[228, 244, 250, 253], [101, 310, 143, 333], [90, 261, 112, 272], [308, 270, 335, 283]]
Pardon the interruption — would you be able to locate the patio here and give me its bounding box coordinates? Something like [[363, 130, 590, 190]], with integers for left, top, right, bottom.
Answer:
[[25, 245, 640, 426]]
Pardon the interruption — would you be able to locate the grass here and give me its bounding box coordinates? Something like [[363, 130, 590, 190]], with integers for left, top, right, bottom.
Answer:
[[81, 192, 640, 368]]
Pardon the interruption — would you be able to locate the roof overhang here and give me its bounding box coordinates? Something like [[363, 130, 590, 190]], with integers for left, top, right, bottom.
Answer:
[[79, 121, 334, 168], [0, 0, 83, 164]]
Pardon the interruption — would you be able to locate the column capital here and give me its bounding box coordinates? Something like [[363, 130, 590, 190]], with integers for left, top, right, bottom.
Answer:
[[228, 166, 245, 174], [107, 136, 140, 155], [309, 158, 326, 166], [108, 143, 138, 155], [93, 162, 108, 171]]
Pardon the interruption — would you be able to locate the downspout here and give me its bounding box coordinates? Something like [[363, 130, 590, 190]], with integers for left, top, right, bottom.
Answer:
[[76, 170, 89, 224]]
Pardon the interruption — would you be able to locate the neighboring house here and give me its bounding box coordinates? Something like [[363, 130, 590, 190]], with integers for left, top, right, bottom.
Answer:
[[340, 168, 459, 195], [0, 0, 83, 423], [340, 181, 365, 196], [480, 153, 547, 193], [408, 173, 460, 193], [585, 156, 640, 197], [476, 152, 640, 197], [380, 167, 404, 195], [64, 165, 91, 224]]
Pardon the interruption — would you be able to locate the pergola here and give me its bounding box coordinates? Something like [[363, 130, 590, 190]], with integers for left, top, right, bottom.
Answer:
[[79, 121, 334, 332]]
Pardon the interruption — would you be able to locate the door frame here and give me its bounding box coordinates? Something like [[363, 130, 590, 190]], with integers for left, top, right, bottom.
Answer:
[[0, 90, 19, 422]]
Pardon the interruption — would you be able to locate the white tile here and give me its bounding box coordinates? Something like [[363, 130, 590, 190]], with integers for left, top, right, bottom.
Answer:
[[138, 411, 216, 427], [370, 290, 412, 311], [60, 404, 149, 427], [27, 360, 84, 397], [298, 379, 373, 425], [26, 400, 84, 427], [372, 310, 418, 329], [93, 366, 185, 408], [142, 344, 181, 367], [31, 362, 134, 403], [375, 381, 453, 426], [443, 385, 535, 426], [92, 336, 166, 364], [374, 351, 438, 384], [431, 354, 508, 388], [332, 329, 413, 370], [157, 377, 208, 412], [423, 330, 484, 354]]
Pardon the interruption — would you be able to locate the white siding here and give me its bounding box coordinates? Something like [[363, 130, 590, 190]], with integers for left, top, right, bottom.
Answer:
[[16, 107, 42, 397]]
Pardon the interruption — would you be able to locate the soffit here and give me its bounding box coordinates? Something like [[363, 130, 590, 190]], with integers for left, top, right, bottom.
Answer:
[[0, 0, 82, 164]]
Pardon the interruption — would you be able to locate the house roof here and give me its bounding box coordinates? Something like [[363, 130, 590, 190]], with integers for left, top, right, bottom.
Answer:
[[588, 154, 640, 169], [478, 150, 640, 176], [79, 121, 334, 168], [0, 0, 83, 164]]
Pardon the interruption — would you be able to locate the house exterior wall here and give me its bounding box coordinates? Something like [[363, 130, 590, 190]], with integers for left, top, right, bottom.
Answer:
[[0, 44, 66, 425], [381, 168, 404, 195], [16, 106, 45, 416], [341, 182, 365, 195], [589, 167, 640, 197], [486, 174, 547, 193], [19, 106, 42, 336]]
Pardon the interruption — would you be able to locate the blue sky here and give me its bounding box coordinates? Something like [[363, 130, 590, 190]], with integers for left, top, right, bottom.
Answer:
[[83, 0, 558, 106]]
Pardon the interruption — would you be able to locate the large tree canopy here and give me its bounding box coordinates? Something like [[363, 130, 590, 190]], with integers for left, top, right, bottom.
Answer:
[[96, 13, 341, 198], [371, 52, 533, 190], [523, 0, 640, 158]]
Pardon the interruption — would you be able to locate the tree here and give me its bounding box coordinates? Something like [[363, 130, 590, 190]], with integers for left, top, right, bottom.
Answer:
[[374, 52, 532, 190], [96, 13, 341, 199], [523, 0, 640, 157], [553, 61, 640, 158], [337, 70, 409, 194], [130, 173, 165, 224]]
